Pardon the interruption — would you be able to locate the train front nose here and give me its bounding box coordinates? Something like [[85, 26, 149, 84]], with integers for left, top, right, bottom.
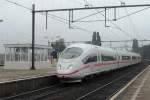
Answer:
[[57, 61, 74, 74], [57, 62, 82, 82], [56, 60, 80, 78], [56, 46, 84, 81], [57, 60, 73, 70]]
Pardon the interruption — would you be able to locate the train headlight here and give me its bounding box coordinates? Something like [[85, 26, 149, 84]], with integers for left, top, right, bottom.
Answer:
[[67, 64, 73, 69], [58, 64, 61, 69]]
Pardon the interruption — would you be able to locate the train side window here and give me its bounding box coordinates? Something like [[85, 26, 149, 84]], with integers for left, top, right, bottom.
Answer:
[[83, 55, 97, 64], [117, 56, 120, 60], [101, 54, 116, 61], [132, 56, 136, 60], [122, 56, 131, 60]]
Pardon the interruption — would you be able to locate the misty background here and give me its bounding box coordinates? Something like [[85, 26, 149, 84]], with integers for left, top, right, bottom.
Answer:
[[0, 0, 150, 52]]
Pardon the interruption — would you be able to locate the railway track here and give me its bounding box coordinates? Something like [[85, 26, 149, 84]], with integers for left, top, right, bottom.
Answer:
[[1, 84, 62, 100], [44, 62, 149, 100], [76, 64, 147, 100], [1, 61, 149, 100]]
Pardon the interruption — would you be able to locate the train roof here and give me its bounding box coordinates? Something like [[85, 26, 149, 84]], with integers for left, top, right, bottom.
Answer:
[[67, 43, 141, 57], [68, 43, 95, 50]]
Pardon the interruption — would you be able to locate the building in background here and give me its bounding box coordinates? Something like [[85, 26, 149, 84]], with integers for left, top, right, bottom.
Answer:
[[4, 44, 52, 69]]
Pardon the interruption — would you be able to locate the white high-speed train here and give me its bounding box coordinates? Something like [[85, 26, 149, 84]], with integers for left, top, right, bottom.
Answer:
[[56, 43, 141, 82]]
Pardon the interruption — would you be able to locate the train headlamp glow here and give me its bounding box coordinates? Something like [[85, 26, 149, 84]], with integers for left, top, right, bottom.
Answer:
[[58, 64, 61, 69], [67, 64, 73, 69]]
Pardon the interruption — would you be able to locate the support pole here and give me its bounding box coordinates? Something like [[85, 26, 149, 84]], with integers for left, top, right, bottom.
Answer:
[[71, 10, 73, 23], [141, 40, 144, 59], [105, 8, 107, 27], [31, 4, 35, 70], [69, 10, 71, 28], [46, 11, 48, 29], [114, 8, 116, 21]]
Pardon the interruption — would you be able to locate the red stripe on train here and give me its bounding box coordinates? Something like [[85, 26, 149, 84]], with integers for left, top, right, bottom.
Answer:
[[57, 60, 135, 75]]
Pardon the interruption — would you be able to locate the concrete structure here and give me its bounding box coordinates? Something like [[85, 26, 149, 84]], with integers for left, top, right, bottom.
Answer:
[[0, 67, 56, 82], [110, 65, 150, 100], [0, 67, 56, 98], [4, 44, 52, 69]]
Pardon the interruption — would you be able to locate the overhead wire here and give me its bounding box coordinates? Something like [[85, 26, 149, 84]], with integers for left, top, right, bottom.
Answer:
[[118, 0, 143, 40], [116, 7, 150, 20], [118, 0, 148, 45], [74, 9, 110, 21], [103, 12, 133, 39], [68, 0, 114, 41], [125, 8, 138, 39], [83, 0, 104, 23], [74, 19, 113, 22], [4, 0, 150, 39], [69, 0, 125, 41], [99, 10, 133, 39], [68, 0, 111, 28], [118, 0, 145, 49], [5, 0, 32, 10], [4, 0, 69, 21], [81, 0, 114, 41], [4, 0, 91, 34], [73, 7, 150, 23], [39, 13, 92, 33], [93, 0, 149, 40], [83, 0, 132, 39], [117, 6, 150, 46]]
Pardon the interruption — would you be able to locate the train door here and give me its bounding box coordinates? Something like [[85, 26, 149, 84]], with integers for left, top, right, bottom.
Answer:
[[116, 51, 120, 68], [118, 55, 121, 68], [95, 47, 101, 73], [82, 48, 98, 75]]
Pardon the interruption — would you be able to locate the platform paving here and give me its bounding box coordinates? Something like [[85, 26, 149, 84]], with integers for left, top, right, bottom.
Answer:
[[0, 66, 56, 82], [111, 65, 150, 100]]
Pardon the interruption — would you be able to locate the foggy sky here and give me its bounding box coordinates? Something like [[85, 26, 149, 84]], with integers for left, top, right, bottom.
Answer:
[[0, 0, 150, 52]]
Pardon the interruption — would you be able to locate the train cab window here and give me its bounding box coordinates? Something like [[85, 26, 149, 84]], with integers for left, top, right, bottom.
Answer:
[[101, 54, 116, 61], [122, 56, 131, 60], [132, 56, 136, 60], [82, 55, 97, 64], [138, 57, 141, 59], [60, 47, 83, 59]]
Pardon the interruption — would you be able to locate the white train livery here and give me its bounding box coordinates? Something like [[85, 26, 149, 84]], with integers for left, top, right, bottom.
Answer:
[[56, 43, 141, 82]]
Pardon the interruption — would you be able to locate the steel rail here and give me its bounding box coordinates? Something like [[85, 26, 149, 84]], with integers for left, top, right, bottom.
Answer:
[[33, 87, 70, 100], [2, 83, 61, 100], [75, 65, 145, 100]]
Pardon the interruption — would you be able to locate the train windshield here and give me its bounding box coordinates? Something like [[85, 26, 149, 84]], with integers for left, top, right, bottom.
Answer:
[[61, 47, 83, 59]]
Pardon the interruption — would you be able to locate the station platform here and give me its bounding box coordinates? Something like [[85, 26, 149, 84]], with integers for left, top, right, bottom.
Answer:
[[0, 67, 56, 82], [111, 65, 150, 100]]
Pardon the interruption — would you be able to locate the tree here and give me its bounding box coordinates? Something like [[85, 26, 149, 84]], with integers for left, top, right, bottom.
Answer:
[[139, 44, 150, 59], [96, 32, 101, 46], [92, 31, 97, 45], [132, 39, 139, 53], [92, 31, 101, 46], [51, 38, 66, 52]]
